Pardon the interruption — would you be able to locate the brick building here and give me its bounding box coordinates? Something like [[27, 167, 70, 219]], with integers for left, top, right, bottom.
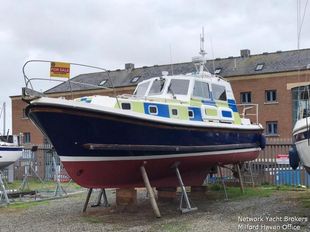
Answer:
[[10, 48, 310, 146]]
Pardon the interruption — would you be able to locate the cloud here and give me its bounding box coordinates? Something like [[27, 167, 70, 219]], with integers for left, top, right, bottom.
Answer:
[[0, 0, 309, 131]]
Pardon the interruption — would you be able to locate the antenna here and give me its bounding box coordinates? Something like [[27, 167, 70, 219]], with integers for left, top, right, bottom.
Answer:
[[192, 27, 209, 74], [199, 27, 207, 57], [3, 102, 5, 137], [169, 44, 174, 75], [210, 36, 215, 73]]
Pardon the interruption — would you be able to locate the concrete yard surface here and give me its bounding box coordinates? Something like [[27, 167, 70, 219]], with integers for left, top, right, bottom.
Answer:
[[0, 187, 309, 232]]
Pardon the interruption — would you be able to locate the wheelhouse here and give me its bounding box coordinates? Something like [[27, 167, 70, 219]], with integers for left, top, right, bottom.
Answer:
[[133, 73, 233, 104]]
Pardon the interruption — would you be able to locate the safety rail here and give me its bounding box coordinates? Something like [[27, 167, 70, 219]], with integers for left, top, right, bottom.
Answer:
[[237, 103, 259, 124], [21, 60, 120, 106]]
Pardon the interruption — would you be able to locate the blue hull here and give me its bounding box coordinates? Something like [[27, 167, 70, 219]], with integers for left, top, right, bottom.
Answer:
[[26, 104, 263, 158]]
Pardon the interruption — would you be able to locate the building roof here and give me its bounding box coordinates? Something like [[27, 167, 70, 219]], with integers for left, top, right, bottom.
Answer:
[[45, 48, 310, 94]]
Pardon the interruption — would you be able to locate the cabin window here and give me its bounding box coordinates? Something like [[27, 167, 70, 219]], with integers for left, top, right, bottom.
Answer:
[[149, 105, 158, 115], [265, 90, 277, 102], [266, 121, 278, 136], [121, 103, 131, 110], [149, 78, 166, 95], [240, 92, 252, 103], [168, 79, 190, 95], [212, 84, 227, 101], [172, 108, 178, 116], [188, 110, 194, 118], [193, 81, 210, 99], [134, 81, 150, 97]]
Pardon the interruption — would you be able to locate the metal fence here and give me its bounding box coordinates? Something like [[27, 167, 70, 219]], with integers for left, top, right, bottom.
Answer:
[[12, 144, 69, 182], [216, 138, 310, 187]]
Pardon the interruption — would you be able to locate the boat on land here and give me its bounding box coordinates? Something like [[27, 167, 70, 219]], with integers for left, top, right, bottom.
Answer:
[[289, 85, 310, 174], [23, 39, 265, 188], [0, 140, 23, 169], [0, 103, 23, 170]]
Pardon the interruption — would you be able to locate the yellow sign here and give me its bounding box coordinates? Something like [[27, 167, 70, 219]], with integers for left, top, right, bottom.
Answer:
[[50, 62, 70, 78]]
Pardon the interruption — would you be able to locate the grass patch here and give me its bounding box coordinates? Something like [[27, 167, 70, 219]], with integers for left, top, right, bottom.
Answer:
[[296, 192, 310, 208], [206, 184, 296, 200], [82, 215, 103, 224], [0, 200, 50, 213], [6, 180, 82, 192], [226, 186, 273, 199], [153, 222, 190, 232], [8, 200, 49, 209]]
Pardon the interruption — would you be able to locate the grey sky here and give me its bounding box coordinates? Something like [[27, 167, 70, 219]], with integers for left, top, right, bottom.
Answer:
[[0, 0, 309, 133]]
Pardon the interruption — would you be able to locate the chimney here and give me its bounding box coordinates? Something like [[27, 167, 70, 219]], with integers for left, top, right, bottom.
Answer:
[[240, 49, 251, 58], [125, 63, 134, 70]]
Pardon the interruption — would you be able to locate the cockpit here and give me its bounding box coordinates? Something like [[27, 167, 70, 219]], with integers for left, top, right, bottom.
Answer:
[[133, 75, 228, 103]]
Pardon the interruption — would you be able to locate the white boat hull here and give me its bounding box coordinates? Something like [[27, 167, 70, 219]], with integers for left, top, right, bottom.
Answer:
[[0, 146, 23, 169], [293, 117, 310, 173], [295, 140, 310, 172]]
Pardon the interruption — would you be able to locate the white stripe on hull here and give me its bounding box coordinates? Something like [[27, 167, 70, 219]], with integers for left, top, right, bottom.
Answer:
[[59, 147, 261, 162]]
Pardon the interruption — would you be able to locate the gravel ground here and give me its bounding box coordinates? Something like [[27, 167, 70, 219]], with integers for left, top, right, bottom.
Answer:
[[0, 189, 309, 232]]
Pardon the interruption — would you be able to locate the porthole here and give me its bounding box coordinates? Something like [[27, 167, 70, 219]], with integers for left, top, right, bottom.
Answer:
[[188, 110, 194, 118], [149, 105, 158, 115], [121, 103, 131, 110], [172, 108, 178, 116]]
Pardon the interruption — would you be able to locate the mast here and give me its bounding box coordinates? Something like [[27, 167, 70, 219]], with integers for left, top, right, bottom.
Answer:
[[199, 27, 207, 73], [3, 102, 5, 136], [192, 27, 208, 74]]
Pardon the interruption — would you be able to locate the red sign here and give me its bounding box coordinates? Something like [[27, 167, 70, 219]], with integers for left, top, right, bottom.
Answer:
[[276, 154, 289, 164]]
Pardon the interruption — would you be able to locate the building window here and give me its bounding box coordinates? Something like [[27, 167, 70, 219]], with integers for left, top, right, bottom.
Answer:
[[23, 132, 31, 144], [240, 92, 252, 103], [255, 63, 264, 71], [214, 68, 222, 75], [266, 121, 278, 136], [131, 76, 141, 83], [22, 108, 28, 119], [265, 90, 277, 102], [98, 80, 107, 86]]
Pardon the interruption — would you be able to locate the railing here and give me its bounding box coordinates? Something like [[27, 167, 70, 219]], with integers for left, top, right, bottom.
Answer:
[[21, 60, 120, 106], [214, 138, 310, 187]]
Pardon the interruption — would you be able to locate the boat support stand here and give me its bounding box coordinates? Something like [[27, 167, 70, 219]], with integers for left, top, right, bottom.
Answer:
[[83, 188, 109, 212], [219, 162, 245, 196], [91, 188, 109, 208], [172, 162, 197, 213], [0, 171, 9, 205], [140, 162, 161, 218], [235, 163, 245, 194], [218, 165, 228, 200]]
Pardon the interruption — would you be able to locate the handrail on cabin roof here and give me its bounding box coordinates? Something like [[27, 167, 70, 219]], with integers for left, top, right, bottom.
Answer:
[[22, 60, 121, 107]]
